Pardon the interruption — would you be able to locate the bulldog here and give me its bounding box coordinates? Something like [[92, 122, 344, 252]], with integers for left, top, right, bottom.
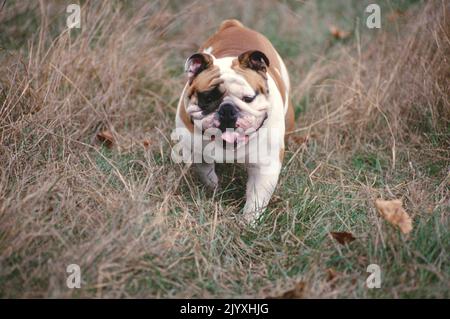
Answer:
[[175, 19, 294, 224]]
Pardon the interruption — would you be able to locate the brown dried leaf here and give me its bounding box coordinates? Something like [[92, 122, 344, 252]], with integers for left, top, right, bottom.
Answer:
[[329, 25, 350, 40], [291, 135, 308, 145], [97, 130, 114, 148], [326, 268, 338, 282], [375, 199, 413, 234], [330, 231, 356, 245], [270, 282, 306, 299], [142, 139, 152, 149]]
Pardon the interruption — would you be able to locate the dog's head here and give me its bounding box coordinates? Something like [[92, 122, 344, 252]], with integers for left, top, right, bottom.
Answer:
[[184, 50, 270, 146]]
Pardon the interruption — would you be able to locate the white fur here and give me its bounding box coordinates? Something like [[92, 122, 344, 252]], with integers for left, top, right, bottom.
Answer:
[[276, 51, 290, 114]]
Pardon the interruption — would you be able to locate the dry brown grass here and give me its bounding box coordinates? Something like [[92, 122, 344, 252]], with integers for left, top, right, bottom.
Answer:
[[0, 0, 449, 298]]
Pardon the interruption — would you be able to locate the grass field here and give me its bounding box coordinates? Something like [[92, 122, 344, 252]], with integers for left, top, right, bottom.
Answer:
[[0, 0, 449, 298]]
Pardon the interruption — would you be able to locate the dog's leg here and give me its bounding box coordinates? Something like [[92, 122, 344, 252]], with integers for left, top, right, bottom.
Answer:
[[243, 160, 281, 224], [192, 162, 219, 190]]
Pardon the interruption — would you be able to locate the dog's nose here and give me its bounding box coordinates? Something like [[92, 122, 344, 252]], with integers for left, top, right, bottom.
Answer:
[[218, 103, 238, 127]]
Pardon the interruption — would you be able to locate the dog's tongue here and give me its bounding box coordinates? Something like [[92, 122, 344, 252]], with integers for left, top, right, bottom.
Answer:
[[221, 131, 240, 143]]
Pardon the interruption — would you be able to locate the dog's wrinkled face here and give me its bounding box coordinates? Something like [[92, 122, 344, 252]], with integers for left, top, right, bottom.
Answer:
[[184, 50, 270, 146]]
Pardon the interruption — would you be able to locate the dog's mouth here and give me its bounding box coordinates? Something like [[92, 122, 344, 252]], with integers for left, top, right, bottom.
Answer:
[[203, 113, 268, 148]]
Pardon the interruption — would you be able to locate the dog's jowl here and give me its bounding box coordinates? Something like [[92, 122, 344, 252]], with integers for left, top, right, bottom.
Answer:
[[175, 19, 295, 224]]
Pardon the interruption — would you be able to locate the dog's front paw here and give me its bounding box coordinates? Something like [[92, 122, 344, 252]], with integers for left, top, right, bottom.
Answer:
[[242, 204, 264, 227], [203, 170, 219, 191], [193, 163, 219, 191]]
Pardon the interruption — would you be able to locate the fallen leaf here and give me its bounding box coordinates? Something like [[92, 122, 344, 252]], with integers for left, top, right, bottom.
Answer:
[[279, 281, 306, 299], [267, 281, 306, 299], [142, 139, 152, 149], [97, 130, 114, 148], [329, 25, 350, 40], [291, 135, 308, 145], [330, 231, 356, 245], [326, 268, 338, 282], [375, 199, 413, 234]]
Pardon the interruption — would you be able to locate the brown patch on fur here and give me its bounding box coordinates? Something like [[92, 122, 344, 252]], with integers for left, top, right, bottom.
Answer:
[[237, 50, 269, 76], [181, 64, 223, 134], [179, 100, 194, 133], [285, 100, 295, 133], [200, 20, 280, 66], [187, 66, 223, 97], [231, 59, 268, 94], [279, 147, 285, 162]]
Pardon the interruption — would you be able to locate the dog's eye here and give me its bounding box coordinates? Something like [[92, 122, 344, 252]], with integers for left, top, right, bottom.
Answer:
[[242, 94, 257, 103], [197, 86, 223, 111]]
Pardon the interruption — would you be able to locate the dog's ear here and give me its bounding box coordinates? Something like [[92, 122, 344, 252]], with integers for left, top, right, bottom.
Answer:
[[185, 53, 213, 84], [238, 50, 270, 74]]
